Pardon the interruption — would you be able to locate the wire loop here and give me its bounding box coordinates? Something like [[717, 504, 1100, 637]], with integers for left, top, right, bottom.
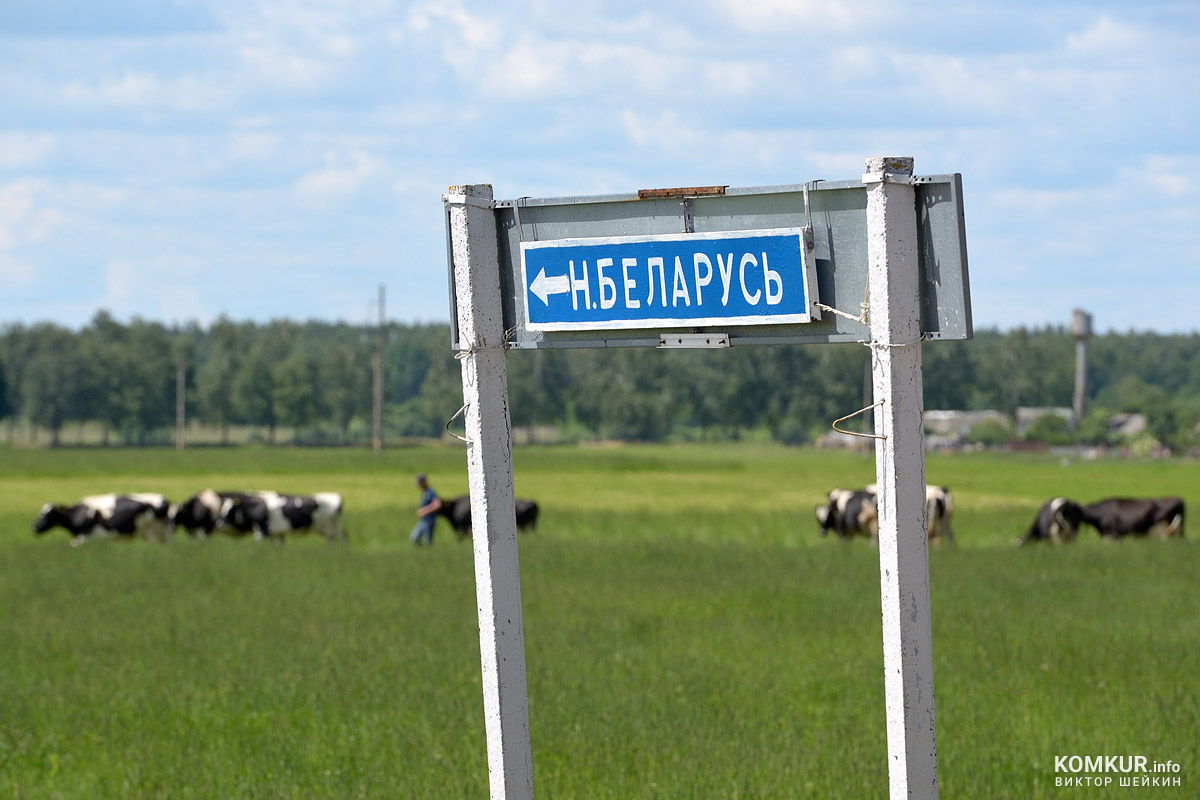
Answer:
[[816, 277, 871, 327], [862, 334, 926, 350], [831, 400, 886, 441], [453, 326, 518, 360], [445, 403, 470, 444]]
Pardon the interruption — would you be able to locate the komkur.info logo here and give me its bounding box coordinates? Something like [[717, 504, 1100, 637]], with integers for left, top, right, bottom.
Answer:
[[1054, 755, 1182, 788]]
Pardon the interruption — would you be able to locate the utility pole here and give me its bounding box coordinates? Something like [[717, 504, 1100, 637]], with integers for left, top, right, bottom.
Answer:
[[175, 352, 186, 450], [1071, 308, 1092, 426], [373, 285, 386, 452]]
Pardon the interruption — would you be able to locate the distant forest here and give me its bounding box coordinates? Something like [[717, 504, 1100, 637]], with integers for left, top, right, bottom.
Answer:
[[2, 312, 1198, 450]]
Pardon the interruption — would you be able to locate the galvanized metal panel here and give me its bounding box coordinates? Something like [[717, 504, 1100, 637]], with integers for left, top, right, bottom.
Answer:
[[446, 175, 971, 349]]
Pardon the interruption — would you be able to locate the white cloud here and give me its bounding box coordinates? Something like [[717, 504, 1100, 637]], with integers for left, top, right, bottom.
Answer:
[[807, 151, 874, 178], [101, 258, 141, 309], [408, 0, 502, 52], [0, 133, 56, 169], [0, 182, 36, 236], [710, 0, 887, 33], [1065, 16, 1145, 57], [295, 151, 385, 207], [989, 186, 1101, 215], [830, 46, 882, 82], [404, 3, 707, 101], [487, 38, 568, 95], [238, 41, 332, 89], [101, 256, 213, 321], [0, 180, 63, 286], [1120, 156, 1195, 199], [701, 59, 771, 96], [0, 253, 35, 286], [621, 110, 700, 149], [60, 71, 228, 110], [232, 115, 275, 128], [226, 132, 282, 162]]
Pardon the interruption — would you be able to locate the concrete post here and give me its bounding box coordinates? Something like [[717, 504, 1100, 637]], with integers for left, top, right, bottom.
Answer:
[[864, 157, 939, 799], [445, 184, 534, 800]]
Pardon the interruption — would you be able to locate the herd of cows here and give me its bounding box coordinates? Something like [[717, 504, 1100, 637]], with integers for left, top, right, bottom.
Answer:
[[31, 488, 542, 547], [814, 483, 1186, 545], [31, 483, 1185, 548], [33, 489, 347, 546]]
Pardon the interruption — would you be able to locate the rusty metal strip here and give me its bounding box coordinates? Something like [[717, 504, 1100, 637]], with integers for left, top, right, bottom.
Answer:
[[637, 185, 727, 199]]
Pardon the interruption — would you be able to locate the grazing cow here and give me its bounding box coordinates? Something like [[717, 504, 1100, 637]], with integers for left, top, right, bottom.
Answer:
[[1018, 497, 1085, 545], [844, 482, 955, 544], [34, 493, 171, 546], [515, 499, 540, 532], [436, 494, 541, 540], [168, 490, 258, 537], [925, 486, 955, 544], [437, 495, 474, 539], [816, 488, 879, 540], [1080, 497, 1185, 540], [217, 491, 347, 543]]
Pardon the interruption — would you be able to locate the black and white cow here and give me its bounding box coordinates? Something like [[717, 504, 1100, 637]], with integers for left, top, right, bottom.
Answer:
[[822, 485, 953, 543], [168, 490, 258, 537], [216, 491, 347, 543], [816, 488, 879, 540], [437, 494, 541, 540], [34, 493, 171, 546], [1080, 497, 1185, 540], [1018, 497, 1085, 545], [924, 486, 955, 544]]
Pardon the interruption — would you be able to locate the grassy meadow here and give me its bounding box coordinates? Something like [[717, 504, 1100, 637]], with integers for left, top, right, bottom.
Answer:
[[1, 444, 1198, 798]]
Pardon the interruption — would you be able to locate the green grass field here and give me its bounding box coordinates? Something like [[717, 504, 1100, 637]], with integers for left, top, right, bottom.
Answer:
[[1, 444, 1198, 798]]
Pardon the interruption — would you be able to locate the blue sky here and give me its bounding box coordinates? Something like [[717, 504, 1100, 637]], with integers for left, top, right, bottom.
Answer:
[[1, 0, 1197, 333]]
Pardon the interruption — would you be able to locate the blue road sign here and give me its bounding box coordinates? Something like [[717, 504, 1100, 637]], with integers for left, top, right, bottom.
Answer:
[[520, 228, 819, 332]]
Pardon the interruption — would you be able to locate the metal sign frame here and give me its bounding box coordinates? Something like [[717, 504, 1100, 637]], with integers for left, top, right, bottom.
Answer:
[[447, 174, 971, 351], [443, 157, 954, 800]]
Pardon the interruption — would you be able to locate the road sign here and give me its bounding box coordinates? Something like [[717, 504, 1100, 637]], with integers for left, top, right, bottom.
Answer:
[[520, 228, 819, 331]]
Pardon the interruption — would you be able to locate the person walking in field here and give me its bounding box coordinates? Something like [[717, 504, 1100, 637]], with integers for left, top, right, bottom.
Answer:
[[410, 473, 443, 546]]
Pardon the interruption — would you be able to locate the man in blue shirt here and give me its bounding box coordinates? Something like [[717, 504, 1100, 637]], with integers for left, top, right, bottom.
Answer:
[[410, 473, 443, 546]]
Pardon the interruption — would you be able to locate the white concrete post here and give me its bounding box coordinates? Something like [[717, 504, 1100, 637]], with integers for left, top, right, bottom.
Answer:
[[445, 184, 534, 800], [864, 157, 939, 799]]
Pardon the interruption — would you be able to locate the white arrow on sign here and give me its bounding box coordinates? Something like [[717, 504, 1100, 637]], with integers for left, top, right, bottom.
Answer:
[[529, 267, 570, 306]]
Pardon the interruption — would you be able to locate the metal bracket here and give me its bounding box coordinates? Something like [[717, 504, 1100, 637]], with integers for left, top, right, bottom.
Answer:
[[861, 171, 917, 186], [682, 197, 695, 233], [658, 332, 730, 349], [801, 179, 822, 254], [444, 192, 497, 209]]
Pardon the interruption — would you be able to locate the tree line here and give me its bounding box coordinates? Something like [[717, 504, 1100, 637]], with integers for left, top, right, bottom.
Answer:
[[2, 311, 1198, 450]]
